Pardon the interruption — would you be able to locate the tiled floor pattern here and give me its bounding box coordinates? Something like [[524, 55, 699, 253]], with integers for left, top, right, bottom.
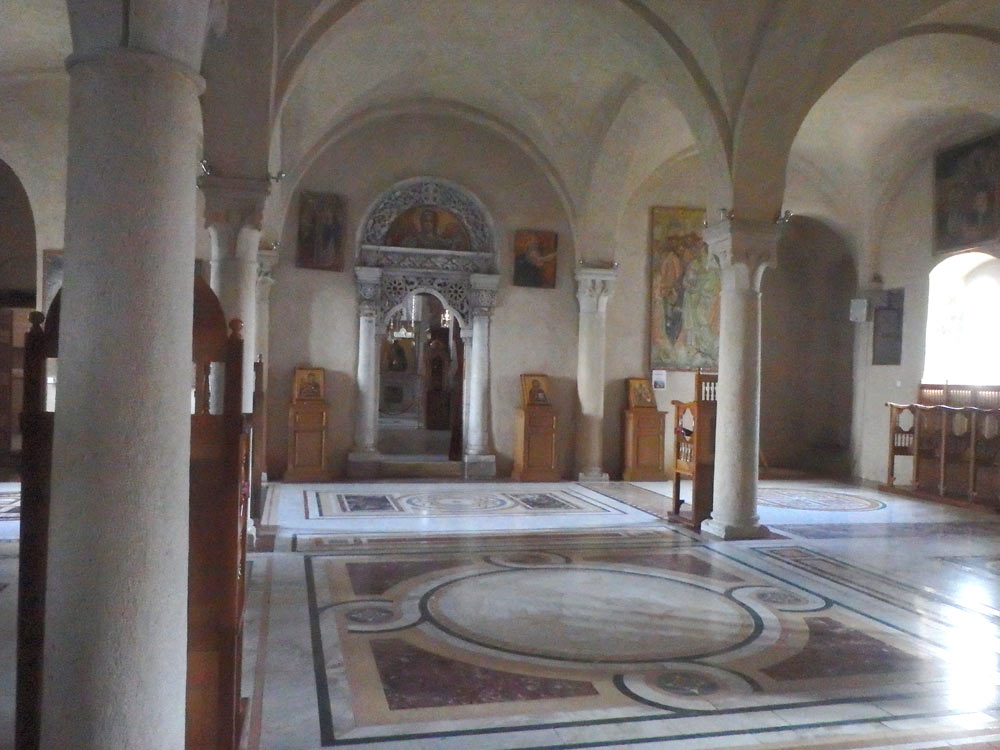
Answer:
[[268, 483, 663, 551], [3, 480, 1000, 749], [304, 487, 620, 519], [239, 480, 1000, 749]]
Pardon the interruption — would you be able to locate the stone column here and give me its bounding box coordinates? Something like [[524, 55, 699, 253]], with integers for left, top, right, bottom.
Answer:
[[255, 246, 279, 389], [460, 326, 473, 453], [348, 267, 382, 477], [701, 216, 782, 540], [202, 175, 270, 411], [43, 48, 203, 748], [575, 267, 617, 481], [464, 274, 499, 478]]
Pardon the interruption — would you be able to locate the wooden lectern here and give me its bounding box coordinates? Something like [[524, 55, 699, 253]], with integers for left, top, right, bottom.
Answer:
[[285, 367, 330, 481], [623, 377, 667, 480], [513, 373, 559, 481]]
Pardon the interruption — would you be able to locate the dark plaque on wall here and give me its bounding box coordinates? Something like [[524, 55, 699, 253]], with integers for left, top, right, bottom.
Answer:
[[872, 288, 904, 366], [297, 191, 345, 271]]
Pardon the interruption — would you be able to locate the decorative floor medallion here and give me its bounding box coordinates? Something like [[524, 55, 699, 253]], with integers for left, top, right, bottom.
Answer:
[[758, 487, 886, 511], [303, 543, 952, 746]]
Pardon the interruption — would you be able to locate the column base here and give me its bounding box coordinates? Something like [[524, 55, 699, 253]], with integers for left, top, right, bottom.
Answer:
[[578, 470, 609, 482], [700, 518, 771, 541], [347, 451, 380, 478], [463, 453, 497, 479]]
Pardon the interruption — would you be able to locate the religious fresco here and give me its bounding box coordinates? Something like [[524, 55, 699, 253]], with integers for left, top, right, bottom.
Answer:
[[297, 191, 345, 271], [649, 206, 720, 370], [935, 128, 1000, 253], [384, 205, 471, 251], [512, 229, 557, 288]]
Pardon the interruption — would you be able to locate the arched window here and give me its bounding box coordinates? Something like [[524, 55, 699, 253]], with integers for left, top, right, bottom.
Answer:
[[923, 251, 1000, 384]]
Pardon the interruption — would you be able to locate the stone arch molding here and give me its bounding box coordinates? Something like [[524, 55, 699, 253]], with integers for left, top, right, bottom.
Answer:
[[356, 177, 500, 326]]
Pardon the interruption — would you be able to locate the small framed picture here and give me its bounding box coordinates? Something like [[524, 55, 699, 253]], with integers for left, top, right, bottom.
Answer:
[[520, 373, 551, 407], [627, 377, 656, 409], [651, 369, 667, 390], [513, 229, 558, 288], [293, 367, 325, 401], [297, 192, 345, 271]]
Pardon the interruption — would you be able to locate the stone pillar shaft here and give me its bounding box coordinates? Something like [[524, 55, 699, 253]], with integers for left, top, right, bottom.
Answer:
[[255, 248, 278, 388], [460, 328, 473, 453], [467, 312, 490, 454], [575, 267, 617, 481], [43, 49, 202, 748], [701, 217, 781, 540], [353, 267, 382, 455], [202, 176, 269, 411]]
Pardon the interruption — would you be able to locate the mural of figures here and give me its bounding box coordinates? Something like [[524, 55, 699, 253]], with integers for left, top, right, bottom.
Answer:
[[935, 129, 1000, 253], [649, 206, 720, 370], [297, 191, 345, 270], [385, 205, 471, 251]]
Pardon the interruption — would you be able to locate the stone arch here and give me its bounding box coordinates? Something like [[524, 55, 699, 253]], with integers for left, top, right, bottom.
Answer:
[[356, 177, 499, 328], [356, 175, 498, 255], [381, 285, 467, 330], [0, 158, 38, 298], [760, 215, 857, 475]]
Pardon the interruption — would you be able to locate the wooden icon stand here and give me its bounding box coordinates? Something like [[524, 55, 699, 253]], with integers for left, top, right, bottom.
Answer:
[[512, 373, 559, 481]]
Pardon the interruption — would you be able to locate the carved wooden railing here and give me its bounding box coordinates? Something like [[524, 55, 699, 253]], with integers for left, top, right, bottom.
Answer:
[[886, 400, 1000, 505]]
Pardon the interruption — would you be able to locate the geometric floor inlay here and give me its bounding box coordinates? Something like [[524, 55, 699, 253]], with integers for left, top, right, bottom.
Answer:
[[757, 487, 886, 511], [304, 543, 956, 746], [304, 486, 617, 518]]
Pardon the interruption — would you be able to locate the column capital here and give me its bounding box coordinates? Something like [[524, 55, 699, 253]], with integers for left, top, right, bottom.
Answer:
[[703, 216, 786, 289], [356, 266, 382, 315], [199, 174, 271, 235], [575, 266, 617, 314], [470, 273, 500, 315]]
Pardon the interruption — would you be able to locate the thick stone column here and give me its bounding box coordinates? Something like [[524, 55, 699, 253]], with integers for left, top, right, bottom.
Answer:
[[701, 217, 781, 540], [255, 246, 279, 389], [43, 48, 203, 748], [348, 267, 382, 476], [575, 267, 617, 481], [464, 274, 499, 478], [202, 176, 270, 411]]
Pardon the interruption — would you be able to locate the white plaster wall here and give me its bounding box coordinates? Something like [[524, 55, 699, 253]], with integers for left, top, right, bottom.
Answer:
[[851, 160, 934, 484], [604, 153, 707, 477], [266, 113, 576, 477]]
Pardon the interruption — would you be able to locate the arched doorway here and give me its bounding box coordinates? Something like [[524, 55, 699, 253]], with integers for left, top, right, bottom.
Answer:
[[0, 159, 38, 470], [379, 290, 464, 463], [347, 178, 499, 479]]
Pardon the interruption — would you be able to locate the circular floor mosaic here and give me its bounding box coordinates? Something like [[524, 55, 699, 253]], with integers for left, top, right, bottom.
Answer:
[[425, 567, 755, 663], [757, 488, 886, 512]]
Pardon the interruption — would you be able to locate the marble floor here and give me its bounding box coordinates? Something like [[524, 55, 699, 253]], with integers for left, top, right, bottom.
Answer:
[[2, 480, 1000, 749]]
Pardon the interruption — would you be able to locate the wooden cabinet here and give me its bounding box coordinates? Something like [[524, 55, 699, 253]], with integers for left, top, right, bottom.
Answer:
[[623, 408, 667, 480], [512, 405, 559, 481], [285, 400, 329, 481]]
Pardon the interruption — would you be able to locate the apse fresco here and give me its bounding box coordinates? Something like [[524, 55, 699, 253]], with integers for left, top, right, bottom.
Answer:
[[649, 206, 719, 370], [384, 205, 471, 251]]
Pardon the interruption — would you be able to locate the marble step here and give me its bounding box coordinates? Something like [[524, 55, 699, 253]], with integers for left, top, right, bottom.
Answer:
[[377, 459, 464, 478]]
